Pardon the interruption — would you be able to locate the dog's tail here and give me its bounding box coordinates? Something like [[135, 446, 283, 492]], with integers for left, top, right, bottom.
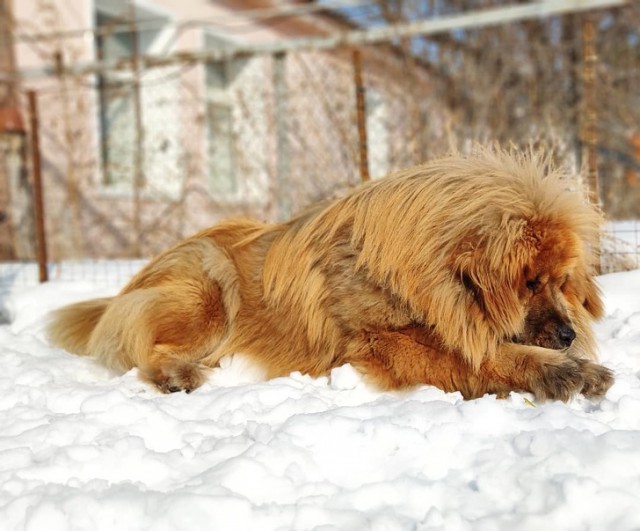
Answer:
[[48, 298, 112, 356]]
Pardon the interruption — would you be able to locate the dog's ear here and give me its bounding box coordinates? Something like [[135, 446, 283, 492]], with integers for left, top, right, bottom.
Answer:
[[582, 274, 604, 319], [453, 235, 528, 338], [460, 272, 486, 313]]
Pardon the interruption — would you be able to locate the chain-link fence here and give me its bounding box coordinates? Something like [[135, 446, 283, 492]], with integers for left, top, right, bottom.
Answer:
[[1, 1, 639, 288]]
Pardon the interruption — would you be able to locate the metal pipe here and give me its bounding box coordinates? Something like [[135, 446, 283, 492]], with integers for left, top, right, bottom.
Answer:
[[7, 0, 628, 81], [27, 90, 48, 282], [353, 49, 369, 182]]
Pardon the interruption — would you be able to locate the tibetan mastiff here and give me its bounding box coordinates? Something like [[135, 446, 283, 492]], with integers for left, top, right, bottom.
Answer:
[[48, 148, 614, 401]]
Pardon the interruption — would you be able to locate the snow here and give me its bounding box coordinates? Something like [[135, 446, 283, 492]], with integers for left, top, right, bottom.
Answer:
[[1, 265, 640, 530]]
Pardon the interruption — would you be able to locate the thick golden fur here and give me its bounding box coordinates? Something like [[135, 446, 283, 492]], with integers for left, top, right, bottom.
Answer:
[[48, 148, 614, 400]]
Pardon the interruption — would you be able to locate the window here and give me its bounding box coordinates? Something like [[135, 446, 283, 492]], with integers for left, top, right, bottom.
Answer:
[[205, 34, 246, 198], [94, 3, 180, 197], [366, 89, 390, 179], [95, 11, 138, 189], [207, 103, 235, 195]]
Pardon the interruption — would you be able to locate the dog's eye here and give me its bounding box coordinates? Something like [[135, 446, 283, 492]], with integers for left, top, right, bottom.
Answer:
[[526, 276, 541, 293]]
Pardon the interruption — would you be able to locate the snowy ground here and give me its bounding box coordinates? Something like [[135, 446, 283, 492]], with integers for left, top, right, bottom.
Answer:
[[1, 265, 640, 531]]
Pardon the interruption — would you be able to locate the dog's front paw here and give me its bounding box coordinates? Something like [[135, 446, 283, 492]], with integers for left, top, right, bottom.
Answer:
[[534, 357, 585, 402], [572, 358, 615, 398], [531, 355, 614, 401]]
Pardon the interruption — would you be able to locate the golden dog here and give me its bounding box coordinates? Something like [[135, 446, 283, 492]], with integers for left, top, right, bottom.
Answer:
[[48, 148, 614, 401]]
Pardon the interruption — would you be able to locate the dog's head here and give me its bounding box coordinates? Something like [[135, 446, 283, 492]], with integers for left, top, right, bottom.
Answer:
[[512, 224, 603, 351], [455, 216, 603, 359], [348, 147, 603, 366]]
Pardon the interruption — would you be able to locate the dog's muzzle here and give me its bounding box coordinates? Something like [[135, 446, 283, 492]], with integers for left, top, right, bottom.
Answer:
[[557, 324, 576, 348]]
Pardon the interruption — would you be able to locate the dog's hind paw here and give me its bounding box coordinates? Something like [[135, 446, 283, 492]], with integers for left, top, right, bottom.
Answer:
[[140, 358, 209, 394]]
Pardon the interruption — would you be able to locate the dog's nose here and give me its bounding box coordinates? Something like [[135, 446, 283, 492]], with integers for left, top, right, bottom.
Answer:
[[557, 325, 576, 347]]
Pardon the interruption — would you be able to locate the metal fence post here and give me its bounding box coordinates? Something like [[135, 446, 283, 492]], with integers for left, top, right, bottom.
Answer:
[[353, 49, 369, 182], [582, 14, 600, 206], [129, 0, 144, 257], [274, 51, 290, 220], [27, 90, 48, 282], [581, 14, 602, 272]]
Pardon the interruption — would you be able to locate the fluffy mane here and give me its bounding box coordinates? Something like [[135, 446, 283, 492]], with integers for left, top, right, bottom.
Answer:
[[262, 147, 602, 368]]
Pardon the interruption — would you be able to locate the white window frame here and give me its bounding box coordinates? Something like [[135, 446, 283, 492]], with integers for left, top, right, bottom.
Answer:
[[203, 32, 244, 202], [366, 88, 390, 179], [94, 1, 181, 199]]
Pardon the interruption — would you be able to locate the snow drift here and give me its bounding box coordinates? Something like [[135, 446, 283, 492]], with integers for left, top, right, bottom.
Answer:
[[0, 267, 639, 530]]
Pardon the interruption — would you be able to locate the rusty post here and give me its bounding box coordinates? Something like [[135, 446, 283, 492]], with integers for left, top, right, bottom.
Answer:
[[353, 49, 369, 182], [582, 15, 599, 206], [54, 50, 84, 257], [581, 14, 601, 272], [27, 90, 48, 282], [274, 51, 290, 220], [129, 0, 144, 257]]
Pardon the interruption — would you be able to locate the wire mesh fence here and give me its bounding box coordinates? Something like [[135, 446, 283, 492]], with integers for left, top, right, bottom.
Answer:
[[1, 1, 640, 289]]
